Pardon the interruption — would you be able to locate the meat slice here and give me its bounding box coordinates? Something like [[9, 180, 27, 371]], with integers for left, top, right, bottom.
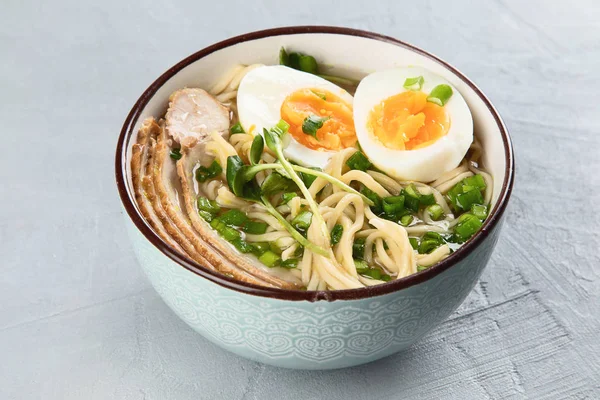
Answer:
[[165, 88, 230, 148], [152, 119, 299, 288], [131, 118, 186, 255]]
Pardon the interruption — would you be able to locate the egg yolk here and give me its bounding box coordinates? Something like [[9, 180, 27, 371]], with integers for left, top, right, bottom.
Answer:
[[280, 88, 356, 151], [367, 91, 450, 150]]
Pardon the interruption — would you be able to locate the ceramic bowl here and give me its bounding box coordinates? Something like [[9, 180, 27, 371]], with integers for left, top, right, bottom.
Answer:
[[115, 26, 514, 370]]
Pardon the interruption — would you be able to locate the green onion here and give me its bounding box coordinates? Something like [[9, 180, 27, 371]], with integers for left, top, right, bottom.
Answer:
[[169, 148, 182, 160], [409, 237, 419, 250], [353, 259, 391, 281], [241, 220, 268, 234], [331, 224, 343, 245], [260, 172, 296, 197], [454, 213, 483, 242], [456, 187, 484, 211], [427, 204, 444, 221], [281, 192, 298, 205], [230, 122, 245, 135], [198, 210, 214, 222], [345, 151, 372, 172], [231, 238, 254, 253], [197, 197, 220, 215], [471, 204, 488, 220], [403, 184, 421, 212], [400, 214, 414, 226], [382, 195, 405, 218], [291, 210, 313, 233], [279, 48, 318, 74], [463, 174, 487, 190], [210, 218, 241, 242], [279, 258, 299, 269], [249, 135, 264, 165], [302, 115, 330, 139], [269, 241, 282, 255], [361, 186, 383, 214], [418, 232, 445, 254], [419, 193, 436, 206], [219, 209, 247, 226], [258, 250, 280, 268], [311, 90, 326, 100], [369, 269, 382, 280], [354, 259, 369, 274], [352, 237, 366, 259], [297, 166, 322, 188], [251, 242, 270, 256], [403, 76, 424, 91], [279, 47, 289, 67], [195, 160, 223, 182], [427, 84, 453, 106], [298, 55, 318, 74], [447, 175, 486, 212], [417, 265, 428, 272]]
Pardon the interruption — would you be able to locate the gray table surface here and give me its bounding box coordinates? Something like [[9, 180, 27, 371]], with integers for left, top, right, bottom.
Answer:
[[2, 0, 599, 399]]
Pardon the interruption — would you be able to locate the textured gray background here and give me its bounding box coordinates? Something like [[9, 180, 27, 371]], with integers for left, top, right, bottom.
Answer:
[[1, 0, 599, 399]]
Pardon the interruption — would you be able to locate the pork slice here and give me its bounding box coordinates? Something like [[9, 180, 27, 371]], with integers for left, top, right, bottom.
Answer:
[[151, 119, 290, 287], [138, 121, 217, 272], [165, 88, 230, 148], [177, 151, 302, 289], [131, 118, 186, 255]]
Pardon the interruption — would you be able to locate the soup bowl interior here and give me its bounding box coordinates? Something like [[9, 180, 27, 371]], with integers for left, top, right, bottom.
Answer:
[[116, 27, 513, 369]]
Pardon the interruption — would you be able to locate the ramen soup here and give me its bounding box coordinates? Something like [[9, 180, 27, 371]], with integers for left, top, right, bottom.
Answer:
[[130, 48, 492, 291]]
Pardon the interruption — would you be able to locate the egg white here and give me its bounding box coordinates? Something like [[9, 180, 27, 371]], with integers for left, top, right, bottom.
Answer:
[[353, 67, 473, 182], [237, 65, 354, 168]]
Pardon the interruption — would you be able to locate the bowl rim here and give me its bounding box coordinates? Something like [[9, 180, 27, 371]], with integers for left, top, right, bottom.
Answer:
[[115, 25, 514, 302]]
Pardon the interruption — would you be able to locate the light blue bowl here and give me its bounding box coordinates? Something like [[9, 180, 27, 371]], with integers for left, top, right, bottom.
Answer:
[[116, 26, 514, 370]]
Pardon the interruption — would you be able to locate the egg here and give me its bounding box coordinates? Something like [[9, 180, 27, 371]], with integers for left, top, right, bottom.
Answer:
[[237, 65, 356, 168], [353, 67, 473, 182]]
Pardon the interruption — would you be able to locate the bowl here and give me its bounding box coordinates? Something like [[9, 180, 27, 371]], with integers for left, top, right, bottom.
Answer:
[[115, 26, 514, 370]]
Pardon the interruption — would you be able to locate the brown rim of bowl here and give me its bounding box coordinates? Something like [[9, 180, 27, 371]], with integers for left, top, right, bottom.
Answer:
[[115, 25, 514, 302]]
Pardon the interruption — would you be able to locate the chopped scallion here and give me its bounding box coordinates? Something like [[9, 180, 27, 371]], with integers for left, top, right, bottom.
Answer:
[[241, 220, 268, 234], [471, 204, 488, 220], [382, 195, 405, 217], [279, 258, 299, 269], [197, 197, 220, 215], [258, 250, 280, 268], [400, 214, 414, 226], [195, 160, 223, 182], [403, 76, 424, 91], [409, 237, 419, 250], [352, 237, 366, 259], [302, 115, 330, 138], [291, 210, 313, 233], [169, 148, 182, 160], [454, 213, 483, 241], [345, 151, 372, 172], [427, 204, 444, 221], [281, 192, 298, 205], [331, 224, 343, 245], [427, 84, 453, 106], [219, 209, 247, 226]]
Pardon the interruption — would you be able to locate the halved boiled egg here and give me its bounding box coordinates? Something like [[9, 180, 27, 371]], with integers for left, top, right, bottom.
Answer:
[[353, 67, 473, 182], [237, 65, 356, 168]]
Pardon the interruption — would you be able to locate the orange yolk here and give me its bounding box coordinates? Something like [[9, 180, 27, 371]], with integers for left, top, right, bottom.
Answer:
[[280, 88, 356, 151], [367, 91, 450, 150]]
